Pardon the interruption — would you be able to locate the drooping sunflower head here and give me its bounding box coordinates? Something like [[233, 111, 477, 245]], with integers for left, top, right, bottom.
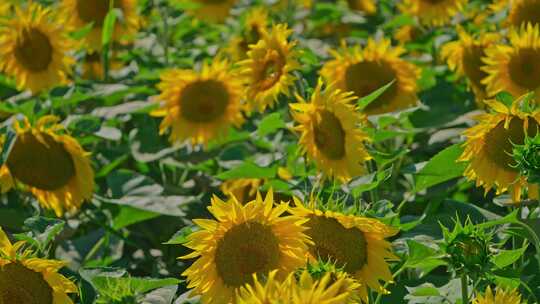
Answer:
[[290, 79, 372, 182], [181, 190, 311, 303], [472, 286, 524, 304], [483, 23, 540, 98], [240, 23, 300, 114], [220, 178, 264, 203], [0, 227, 78, 304], [320, 38, 420, 116], [441, 28, 502, 104], [0, 116, 94, 217], [399, 0, 468, 26], [183, 0, 238, 22], [291, 198, 399, 303], [0, 3, 74, 94], [152, 59, 244, 146], [459, 96, 540, 202], [228, 7, 269, 61], [508, 0, 540, 28], [346, 0, 377, 15], [62, 0, 140, 51]]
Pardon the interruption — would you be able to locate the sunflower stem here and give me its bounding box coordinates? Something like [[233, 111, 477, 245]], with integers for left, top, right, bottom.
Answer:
[[461, 274, 469, 304]]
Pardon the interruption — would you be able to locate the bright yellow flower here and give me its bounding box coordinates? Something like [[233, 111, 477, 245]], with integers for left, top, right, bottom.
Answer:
[[459, 97, 540, 202], [320, 38, 420, 115], [291, 199, 399, 303], [239, 24, 300, 114], [393, 25, 422, 44], [346, 0, 377, 14], [220, 178, 263, 203], [508, 0, 540, 28], [0, 3, 74, 94], [183, 0, 238, 23], [483, 23, 540, 98], [399, 0, 468, 26], [181, 191, 311, 303], [62, 0, 140, 51], [0, 116, 94, 217], [227, 7, 269, 61], [0, 227, 78, 303], [290, 80, 371, 182], [152, 59, 244, 146], [472, 286, 524, 304]]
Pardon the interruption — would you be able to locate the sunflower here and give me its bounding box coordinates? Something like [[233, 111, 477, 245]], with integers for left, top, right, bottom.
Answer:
[[0, 227, 78, 303], [0, 116, 94, 217], [399, 0, 468, 26], [458, 97, 540, 202], [472, 286, 523, 304], [394, 25, 422, 44], [320, 38, 420, 116], [152, 59, 244, 146], [62, 0, 139, 51], [346, 0, 377, 15], [441, 28, 502, 104], [482, 24, 540, 99], [291, 199, 399, 303], [183, 0, 238, 23], [290, 79, 371, 182], [239, 24, 300, 114], [220, 178, 263, 203], [508, 0, 540, 28], [181, 191, 311, 303], [0, 3, 74, 94], [81, 51, 121, 80], [227, 7, 269, 61]]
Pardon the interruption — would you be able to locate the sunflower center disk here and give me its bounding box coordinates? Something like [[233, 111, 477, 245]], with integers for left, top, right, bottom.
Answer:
[[313, 110, 346, 160], [345, 61, 397, 112], [257, 51, 284, 91], [179, 80, 230, 123], [0, 263, 53, 304], [76, 0, 120, 26], [462, 46, 488, 89], [508, 48, 540, 90], [484, 117, 538, 171], [214, 221, 281, 287], [6, 132, 76, 191], [14, 28, 53, 72], [423, 0, 446, 4], [512, 2, 540, 27], [305, 215, 367, 273]]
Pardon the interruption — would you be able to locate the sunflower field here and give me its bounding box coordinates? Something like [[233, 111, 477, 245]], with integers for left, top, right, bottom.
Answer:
[[4, 0, 540, 303]]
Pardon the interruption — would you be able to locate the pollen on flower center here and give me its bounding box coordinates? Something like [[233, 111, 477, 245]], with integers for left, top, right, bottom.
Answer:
[[0, 263, 53, 304], [313, 110, 346, 160], [76, 0, 120, 26], [508, 48, 540, 90], [179, 80, 230, 123], [14, 28, 53, 72], [462, 46, 488, 89], [6, 132, 76, 191], [344, 61, 397, 111], [305, 215, 368, 273], [214, 221, 281, 287]]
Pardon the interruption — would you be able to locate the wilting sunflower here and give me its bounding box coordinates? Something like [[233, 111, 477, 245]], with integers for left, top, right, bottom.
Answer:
[[227, 7, 269, 61], [399, 0, 467, 26], [152, 59, 244, 146], [290, 80, 371, 182], [291, 199, 398, 303], [459, 97, 540, 202], [0, 3, 74, 94], [183, 0, 238, 23], [220, 178, 263, 203], [181, 191, 311, 303], [441, 28, 501, 104], [472, 286, 523, 304], [62, 0, 139, 51], [0, 227, 78, 303], [483, 24, 540, 100], [239, 24, 300, 114], [507, 0, 540, 28], [346, 0, 377, 15], [0, 116, 94, 217], [320, 38, 420, 116]]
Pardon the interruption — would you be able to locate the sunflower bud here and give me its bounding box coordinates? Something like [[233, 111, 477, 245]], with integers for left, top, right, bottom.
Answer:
[[513, 132, 540, 184]]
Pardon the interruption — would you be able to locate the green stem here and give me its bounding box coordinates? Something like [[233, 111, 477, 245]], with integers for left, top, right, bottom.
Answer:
[[373, 263, 406, 304], [461, 274, 468, 304]]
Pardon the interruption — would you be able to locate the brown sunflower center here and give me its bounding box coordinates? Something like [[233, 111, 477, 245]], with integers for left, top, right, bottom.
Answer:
[[484, 117, 538, 171], [179, 80, 230, 123], [462, 45, 488, 90], [14, 28, 53, 72], [6, 132, 76, 191], [422, 0, 446, 4], [511, 2, 540, 27], [0, 263, 53, 304], [344, 61, 397, 113], [257, 50, 285, 91], [508, 47, 540, 90], [76, 0, 122, 27], [214, 221, 281, 287], [305, 215, 368, 273], [313, 110, 346, 160]]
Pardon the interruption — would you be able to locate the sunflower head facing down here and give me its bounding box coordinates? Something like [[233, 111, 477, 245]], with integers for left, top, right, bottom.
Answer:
[[508, 0, 540, 28], [228, 7, 269, 61], [290, 79, 372, 182], [459, 96, 540, 202], [152, 59, 244, 146], [181, 191, 311, 303], [0, 3, 74, 94], [483, 23, 540, 98], [399, 0, 467, 26], [472, 286, 524, 304], [240, 24, 300, 114], [441, 28, 502, 104], [0, 116, 94, 217], [0, 227, 78, 304], [291, 198, 399, 303], [320, 38, 420, 116], [62, 0, 140, 51], [184, 0, 238, 23]]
